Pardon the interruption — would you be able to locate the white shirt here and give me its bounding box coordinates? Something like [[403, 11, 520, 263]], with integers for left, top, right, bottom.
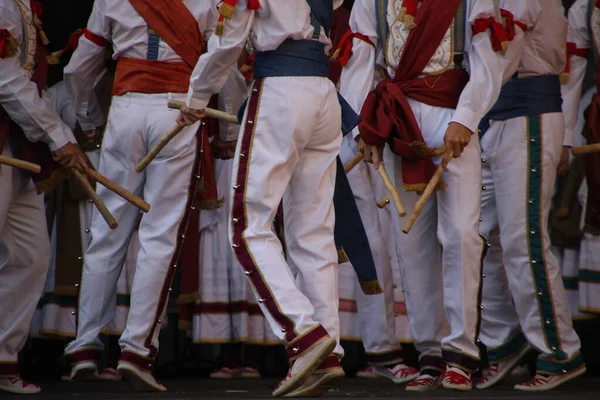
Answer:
[[0, 0, 70, 151], [338, 0, 505, 137], [186, 0, 344, 110], [64, 0, 219, 129]]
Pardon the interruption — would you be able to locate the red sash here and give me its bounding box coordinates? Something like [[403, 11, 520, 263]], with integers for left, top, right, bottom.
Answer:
[[328, 7, 351, 85], [0, 40, 67, 193], [359, 0, 465, 193], [583, 71, 600, 233]]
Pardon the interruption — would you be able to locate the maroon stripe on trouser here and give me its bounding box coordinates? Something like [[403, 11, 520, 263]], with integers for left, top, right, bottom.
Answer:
[[119, 350, 154, 372], [286, 325, 330, 362], [0, 362, 19, 377], [66, 348, 102, 364], [231, 78, 320, 350], [316, 354, 342, 372], [365, 348, 405, 366]]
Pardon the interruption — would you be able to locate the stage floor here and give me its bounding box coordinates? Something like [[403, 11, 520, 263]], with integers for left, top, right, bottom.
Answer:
[[2, 377, 597, 399]]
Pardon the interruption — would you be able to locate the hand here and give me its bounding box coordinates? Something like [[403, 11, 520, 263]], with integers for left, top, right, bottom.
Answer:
[[443, 122, 472, 167], [557, 146, 570, 175], [52, 142, 89, 173], [211, 139, 237, 160], [176, 105, 206, 127], [358, 137, 384, 169]]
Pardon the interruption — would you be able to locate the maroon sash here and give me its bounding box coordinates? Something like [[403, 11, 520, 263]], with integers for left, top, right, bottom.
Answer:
[[359, 0, 466, 193]]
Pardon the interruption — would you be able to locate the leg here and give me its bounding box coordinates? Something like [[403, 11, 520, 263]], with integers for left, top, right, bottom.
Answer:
[[65, 96, 145, 366], [231, 77, 339, 396], [436, 135, 485, 373], [0, 150, 50, 376], [494, 115, 583, 379]]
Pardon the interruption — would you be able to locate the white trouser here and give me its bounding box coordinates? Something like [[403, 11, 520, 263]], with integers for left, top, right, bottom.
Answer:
[[478, 114, 584, 374], [339, 137, 403, 367], [230, 77, 343, 363], [579, 233, 600, 313], [390, 99, 483, 374], [65, 92, 199, 371], [0, 145, 50, 377]]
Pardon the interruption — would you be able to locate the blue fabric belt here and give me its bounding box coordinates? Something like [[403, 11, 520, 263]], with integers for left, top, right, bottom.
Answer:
[[479, 75, 562, 137], [242, 40, 361, 136]]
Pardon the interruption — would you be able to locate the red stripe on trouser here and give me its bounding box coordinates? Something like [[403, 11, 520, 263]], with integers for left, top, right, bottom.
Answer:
[[137, 131, 202, 360], [230, 78, 330, 358], [66, 348, 102, 365], [316, 354, 342, 372], [0, 362, 19, 377], [120, 350, 154, 372]]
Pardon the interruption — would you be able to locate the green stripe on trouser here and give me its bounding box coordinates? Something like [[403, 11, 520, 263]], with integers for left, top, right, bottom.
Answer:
[[579, 269, 600, 283], [487, 331, 527, 364], [527, 116, 584, 374]]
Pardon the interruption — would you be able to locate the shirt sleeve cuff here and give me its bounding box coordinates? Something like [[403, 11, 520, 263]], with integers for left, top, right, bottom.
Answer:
[[186, 91, 212, 110], [451, 107, 483, 135], [43, 126, 71, 152]]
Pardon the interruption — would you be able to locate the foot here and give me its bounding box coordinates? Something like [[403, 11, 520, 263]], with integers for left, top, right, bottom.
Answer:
[[272, 336, 337, 397], [373, 363, 419, 384], [99, 368, 121, 381], [405, 373, 444, 392], [209, 367, 234, 379], [61, 372, 72, 382], [477, 345, 530, 389], [0, 377, 41, 394], [237, 366, 261, 379], [283, 357, 345, 398], [117, 362, 166, 392], [511, 364, 531, 379], [71, 361, 100, 381], [356, 367, 379, 379], [514, 366, 586, 391], [442, 367, 472, 391]]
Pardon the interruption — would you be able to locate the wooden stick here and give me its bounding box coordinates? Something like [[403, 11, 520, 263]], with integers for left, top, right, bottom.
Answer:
[[136, 125, 184, 173], [168, 100, 239, 124], [376, 196, 390, 209], [402, 152, 453, 234], [87, 169, 151, 213], [73, 170, 118, 229], [378, 163, 406, 217], [571, 143, 600, 156], [344, 153, 364, 173], [0, 155, 41, 174]]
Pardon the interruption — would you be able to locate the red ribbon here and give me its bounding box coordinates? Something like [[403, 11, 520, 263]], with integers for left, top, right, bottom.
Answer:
[[564, 42, 589, 74], [30, 0, 43, 18], [473, 16, 508, 53], [334, 30, 374, 67], [0, 29, 10, 59], [247, 0, 260, 10], [402, 0, 418, 18], [500, 9, 528, 41], [83, 29, 108, 47], [67, 29, 86, 51]]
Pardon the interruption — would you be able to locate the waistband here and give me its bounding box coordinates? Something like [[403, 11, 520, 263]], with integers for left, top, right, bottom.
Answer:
[[479, 75, 562, 136], [253, 39, 329, 78], [112, 58, 192, 96]]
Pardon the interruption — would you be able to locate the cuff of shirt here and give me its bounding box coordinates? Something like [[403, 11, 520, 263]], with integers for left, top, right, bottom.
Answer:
[[44, 126, 71, 152], [186, 91, 211, 110], [451, 107, 482, 135], [563, 129, 575, 147]]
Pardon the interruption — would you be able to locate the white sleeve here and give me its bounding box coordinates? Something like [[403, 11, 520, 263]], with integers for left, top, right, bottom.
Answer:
[[0, 5, 70, 150], [64, 0, 110, 131], [452, 0, 504, 134], [561, 0, 590, 147], [186, 0, 254, 110], [338, 0, 379, 140], [217, 68, 249, 141]]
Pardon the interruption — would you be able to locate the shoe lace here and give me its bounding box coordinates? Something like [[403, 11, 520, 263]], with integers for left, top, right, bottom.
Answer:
[[524, 375, 549, 386], [480, 365, 499, 382], [409, 377, 434, 387], [446, 371, 470, 385], [394, 366, 419, 378], [8, 378, 28, 388]]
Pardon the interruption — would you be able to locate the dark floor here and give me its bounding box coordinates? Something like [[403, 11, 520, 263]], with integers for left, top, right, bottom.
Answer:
[[1, 377, 598, 400]]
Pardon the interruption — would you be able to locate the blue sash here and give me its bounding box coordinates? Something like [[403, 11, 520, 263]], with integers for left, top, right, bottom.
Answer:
[[479, 75, 562, 137]]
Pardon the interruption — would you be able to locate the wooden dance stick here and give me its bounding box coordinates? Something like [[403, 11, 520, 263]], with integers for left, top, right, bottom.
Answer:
[[0, 155, 41, 174], [73, 170, 118, 229], [402, 151, 453, 234], [136, 100, 240, 173], [344, 153, 364, 173], [136, 124, 184, 173], [571, 143, 600, 156], [376, 196, 390, 209], [167, 100, 239, 124], [378, 163, 406, 217], [87, 169, 151, 213]]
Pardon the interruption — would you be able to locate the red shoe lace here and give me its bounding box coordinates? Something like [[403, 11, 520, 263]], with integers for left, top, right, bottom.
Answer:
[[394, 367, 419, 378], [523, 376, 548, 387], [8, 378, 29, 388], [275, 370, 293, 390], [480, 365, 499, 383], [445, 371, 470, 385], [409, 377, 434, 387]]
